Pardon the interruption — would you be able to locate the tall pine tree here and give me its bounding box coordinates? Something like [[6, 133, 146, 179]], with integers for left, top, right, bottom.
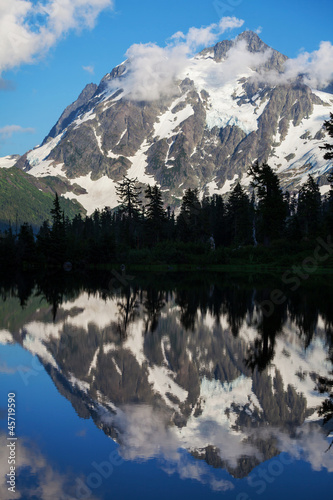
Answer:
[[248, 161, 287, 244], [116, 176, 142, 219], [177, 188, 202, 242], [297, 175, 322, 238], [226, 182, 253, 246], [144, 184, 166, 244]]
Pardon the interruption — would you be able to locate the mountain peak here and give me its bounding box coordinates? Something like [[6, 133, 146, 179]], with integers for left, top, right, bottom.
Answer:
[[211, 30, 287, 68], [236, 30, 267, 50], [44, 82, 98, 143], [237, 30, 263, 42]]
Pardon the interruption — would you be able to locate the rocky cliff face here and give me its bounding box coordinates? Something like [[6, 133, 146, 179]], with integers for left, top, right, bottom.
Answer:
[[14, 31, 333, 213]]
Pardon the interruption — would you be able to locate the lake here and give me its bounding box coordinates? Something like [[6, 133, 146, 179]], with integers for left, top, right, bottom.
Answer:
[[0, 269, 332, 500]]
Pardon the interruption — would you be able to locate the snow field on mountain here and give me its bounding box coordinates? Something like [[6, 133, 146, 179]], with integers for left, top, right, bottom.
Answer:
[[204, 174, 239, 197], [112, 358, 122, 376], [148, 365, 188, 408], [20, 58, 332, 208], [0, 156, 19, 168], [126, 140, 157, 184], [93, 126, 103, 153], [73, 109, 96, 129], [153, 95, 194, 140], [27, 132, 65, 170], [272, 100, 331, 179], [29, 161, 66, 177], [184, 58, 266, 134], [64, 173, 118, 214]]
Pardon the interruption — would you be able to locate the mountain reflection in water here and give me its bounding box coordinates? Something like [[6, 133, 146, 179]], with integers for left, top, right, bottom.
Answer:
[[0, 270, 333, 495]]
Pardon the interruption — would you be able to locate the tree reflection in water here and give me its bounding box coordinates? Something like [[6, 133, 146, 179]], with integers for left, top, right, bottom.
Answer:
[[1, 269, 333, 466]]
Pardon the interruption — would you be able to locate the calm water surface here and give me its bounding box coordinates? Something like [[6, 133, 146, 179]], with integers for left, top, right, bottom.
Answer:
[[0, 271, 332, 500]]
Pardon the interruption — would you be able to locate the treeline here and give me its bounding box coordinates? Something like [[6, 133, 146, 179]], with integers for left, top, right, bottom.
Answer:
[[1, 161, 333, 268]]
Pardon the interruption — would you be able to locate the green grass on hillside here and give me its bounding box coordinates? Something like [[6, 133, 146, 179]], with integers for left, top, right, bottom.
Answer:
[[0, 167, 86, 229]]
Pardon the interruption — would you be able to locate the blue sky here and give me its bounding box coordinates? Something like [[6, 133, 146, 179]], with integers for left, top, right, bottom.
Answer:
[[0, 0, 332, 157]]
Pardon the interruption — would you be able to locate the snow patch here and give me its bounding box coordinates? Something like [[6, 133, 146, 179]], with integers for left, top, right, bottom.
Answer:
[[183, 59, 264, 134], [73, 109, 96, 129], [0, 156, 19, 169], [148, 364, 188, 408], [271, 101, 331, 181], [22, 334, 58, 369], [153, 97, 194, 140], [205, 174, 239, 196], [68, 373, 90, 393], [27, 133, 65, 171], [0, 330, 13, 344], [64, 174, 119, 215], [61, 293, 119, 330], [126, 141, 157, 185]]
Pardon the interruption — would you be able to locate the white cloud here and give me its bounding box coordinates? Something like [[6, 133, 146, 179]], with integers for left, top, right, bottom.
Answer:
[[113, 42, 188, 101], [171, 16, 244, 51], [109, 17, 333, 103], [0, 432, 94, 500], [254, 40, 333, 89], [0, 125, 35, 140], [284, 41, 333, 89], [218, 16, 245, 33], [100, 404, 235, 492], [83, 65, 95, 74], [110, 16, 244, 101], [0, 0, 113, 75], [203, 39, 273, 88], [273, 423, 333, 472]]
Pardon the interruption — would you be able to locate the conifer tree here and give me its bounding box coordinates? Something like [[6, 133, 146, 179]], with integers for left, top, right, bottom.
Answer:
[[145, 184, 165, 222], [50, 193, 64, 236], [177, 188, 202, 241], [248, 161, 287, 244], [297, 175, 322, 237], [321, 112, 333, 160], [116, 176, 143, 247], [211, 194, 225, 247], [17, 223, 35, 263], [226, 182, 252, 246], [116, 176, 142, 219], [144, 184, 166, 243], [49, 193, 66, 263]]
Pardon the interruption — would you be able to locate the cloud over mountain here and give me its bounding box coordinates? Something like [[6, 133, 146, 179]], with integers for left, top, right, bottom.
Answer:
[[0, 0, 113, 75], [109, 20, 333, 102], [109, 17, 245, 101]]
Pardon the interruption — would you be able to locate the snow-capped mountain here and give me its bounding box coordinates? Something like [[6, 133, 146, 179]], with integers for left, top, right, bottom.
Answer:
[[13, 30, 333, 213], [1, 284, 332, 480]]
